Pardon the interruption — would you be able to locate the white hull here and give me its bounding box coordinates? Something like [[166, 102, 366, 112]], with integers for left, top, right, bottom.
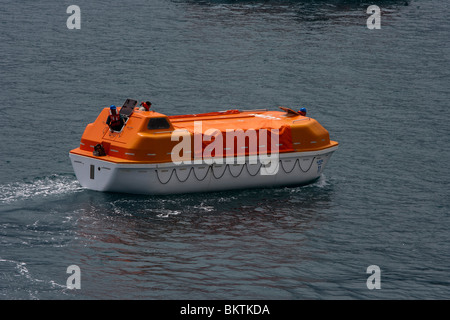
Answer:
[[69, 147, 337, 195]]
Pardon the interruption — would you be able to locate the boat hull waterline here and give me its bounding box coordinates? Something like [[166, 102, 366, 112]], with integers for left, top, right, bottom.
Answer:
[[69, 147, 337, 195]]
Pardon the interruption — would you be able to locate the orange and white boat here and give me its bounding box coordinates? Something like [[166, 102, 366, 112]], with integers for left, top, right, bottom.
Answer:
[[69, 99, 338, 195]]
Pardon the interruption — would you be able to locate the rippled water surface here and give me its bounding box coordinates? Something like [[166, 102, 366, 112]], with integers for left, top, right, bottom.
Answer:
[[1, 0, 449, 299]]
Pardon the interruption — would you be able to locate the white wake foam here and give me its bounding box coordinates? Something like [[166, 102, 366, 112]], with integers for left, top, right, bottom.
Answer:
[[0, 175, 83, 204]]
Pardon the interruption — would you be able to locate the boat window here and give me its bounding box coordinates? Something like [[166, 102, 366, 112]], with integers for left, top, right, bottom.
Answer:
[[147, 117, 171, 130]]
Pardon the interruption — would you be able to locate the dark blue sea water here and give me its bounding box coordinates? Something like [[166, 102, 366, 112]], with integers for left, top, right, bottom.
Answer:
[[1, 0, 449, 300]]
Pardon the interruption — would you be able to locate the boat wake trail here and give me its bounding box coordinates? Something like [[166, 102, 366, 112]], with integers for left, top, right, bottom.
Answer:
[[0, 258, 66, 299], [0, 174, 83, 204]]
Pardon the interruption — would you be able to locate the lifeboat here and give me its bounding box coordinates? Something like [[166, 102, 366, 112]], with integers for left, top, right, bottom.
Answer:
[[69, 99, 338, 195]]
